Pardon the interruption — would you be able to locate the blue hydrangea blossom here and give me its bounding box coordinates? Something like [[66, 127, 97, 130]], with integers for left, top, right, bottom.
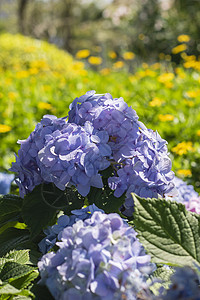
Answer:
[[10, 115, 111, 198], [68, 91, 176, 216], [10, 115, 67, 197], [166, 176, 200, 214], [38, 204, 104, 254], [38, 211, 155, 300]]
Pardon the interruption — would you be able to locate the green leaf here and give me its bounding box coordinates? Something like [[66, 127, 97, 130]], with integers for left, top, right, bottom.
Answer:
[[0, 195, 23, 228], [21, 185, 58, 239], [0, 262, 35, 282], [0, 222, 27, 235], [9, 270, 39, 290], [87, 167, 125, 214], [12, 296, 32, 300], [4, 250, 30, 265], [0, 283, 34, 298], [0, 228, 30, 257], [132, 194, 200, 267], [0, 283, 20, 295], [0, 250, 32, 275], [150, 265, 174, 295], [22, 183, 84, 238]]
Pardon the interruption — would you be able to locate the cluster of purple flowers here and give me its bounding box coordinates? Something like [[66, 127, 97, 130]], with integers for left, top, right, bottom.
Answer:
[[10, 115, 66, 197], [167, 176, 200, 214], [38, 211, 155, 300], [11, 91, 175, 211], [38, 204, 104, 254], [10, 114, 111, 198], [68, 91, 175, 216]]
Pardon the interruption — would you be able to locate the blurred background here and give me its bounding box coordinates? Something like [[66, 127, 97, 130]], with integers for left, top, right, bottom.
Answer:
[[1, 0, 200, 192], [1, 0, 200, 64]]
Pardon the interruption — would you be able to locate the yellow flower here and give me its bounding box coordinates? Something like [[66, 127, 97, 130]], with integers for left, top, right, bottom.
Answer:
[[135, 69, 156, 79], [186, 90, 200, 98], [123, 52, 135, 60], [8, 92, 17, 101], [16, 70, 29, 79], [108, 51, 117, 59], [196, 130, 200, 136], [172, 44, 187, 54], [183, 60, 196, 69], [88, 56, 102, 65], [175, 67, 186, 79], [164, 82, 174, 89], [158, 73, 174, 83], [38, 102, 53, 110], [75, 49, 90, 59], [113, 61, 124, 69], [72, 61, 85, 70], [172, 141, 194, 156], [0, 124, 12, 133], [177, 169, 192, 177], [184, 60, 200, 71], [29, 68, 39, 75], [177, 34, 190, 43], [100, 68, 111, 75], [184, 100, 194, 107], [158, 114, 174, 122], [149, 97, 164, 107], [183, 55, 196, 62]]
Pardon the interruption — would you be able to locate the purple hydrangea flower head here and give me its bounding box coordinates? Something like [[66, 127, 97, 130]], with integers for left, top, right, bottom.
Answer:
[[68, 91, 140, 158], [38, 211, 155, 299], [68, 91, 176, 216], [112, 129, 175, 217], [38, 204, 104, 254], [166, 176, 200, 214], [184, 198, 200, 214], [0, 172, 14, 195], [38, 121, 111, 196], [10, 113, 111, 198], [10, 115, 67, 197], [170, 176, 199, 203]]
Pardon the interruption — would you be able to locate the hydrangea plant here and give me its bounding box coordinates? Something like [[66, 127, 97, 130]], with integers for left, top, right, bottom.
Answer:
[[2, 91, 200, 299]]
